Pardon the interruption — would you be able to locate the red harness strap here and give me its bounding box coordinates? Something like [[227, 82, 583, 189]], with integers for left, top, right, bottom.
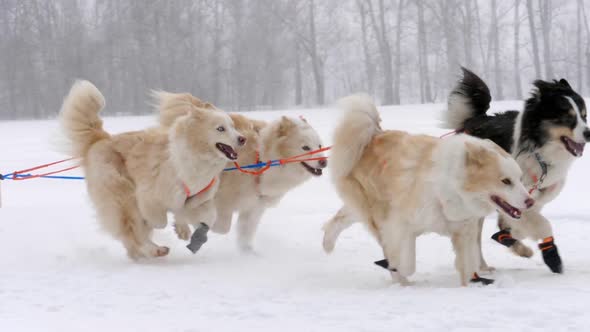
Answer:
[[183, 177, 217, 199]]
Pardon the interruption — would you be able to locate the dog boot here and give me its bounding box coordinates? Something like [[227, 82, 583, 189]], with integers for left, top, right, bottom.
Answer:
[[374, 259, 397, 272], [470, 272, 494, 285], [539, 237, 563, 274], [186, 223, 209, 253], [491, 229, 517, 247]]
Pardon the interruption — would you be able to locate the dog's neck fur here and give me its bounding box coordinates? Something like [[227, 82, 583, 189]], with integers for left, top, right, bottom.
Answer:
[[168, 138, 226, 198], [433, 137, 494, 222], [512, 113, 575, 190]]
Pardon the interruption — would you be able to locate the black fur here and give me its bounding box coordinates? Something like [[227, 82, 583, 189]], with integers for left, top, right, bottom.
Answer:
[[448, 68, 587, 156]]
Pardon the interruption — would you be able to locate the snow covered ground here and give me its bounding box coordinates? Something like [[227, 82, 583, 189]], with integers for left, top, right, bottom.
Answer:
[[1, 101, 590, 331]]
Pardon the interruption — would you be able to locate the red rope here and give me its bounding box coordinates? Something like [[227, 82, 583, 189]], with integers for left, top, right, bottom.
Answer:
[[280, 146, 331, 165], [11, 158, 80, 181]]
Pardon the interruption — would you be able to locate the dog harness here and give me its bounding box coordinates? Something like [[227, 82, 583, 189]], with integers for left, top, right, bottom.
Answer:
[[183, 177, 217, 200], [528, 152, 548, 195]]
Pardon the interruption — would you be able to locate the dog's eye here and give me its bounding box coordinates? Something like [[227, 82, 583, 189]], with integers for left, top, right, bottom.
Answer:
[[501, 178, 512, 186], [302, 145, 311, 151], [217, 126, 225, 132]]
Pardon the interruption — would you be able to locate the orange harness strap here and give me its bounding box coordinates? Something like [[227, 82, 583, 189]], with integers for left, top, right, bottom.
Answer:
[[183, 177, 217, 199]]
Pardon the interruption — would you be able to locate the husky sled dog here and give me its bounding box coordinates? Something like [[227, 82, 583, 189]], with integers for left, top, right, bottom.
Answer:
[[59, 81, 245, 259], [160, 100, 326, 251], [444, 68, 589, 273], [323, 94, 533, 286]]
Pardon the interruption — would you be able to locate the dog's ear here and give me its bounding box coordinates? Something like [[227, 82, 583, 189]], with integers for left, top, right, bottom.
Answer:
[[464, 141, 492, 169], [559, 79, 571, 89], [278, 116, 296, 137]]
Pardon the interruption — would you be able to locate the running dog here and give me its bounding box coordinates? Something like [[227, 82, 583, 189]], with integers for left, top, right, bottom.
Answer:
[[444, 68, 589, 273], [159, 98, 326, 251], [59, 81, 245, 259], [323, 94, 533, 286]]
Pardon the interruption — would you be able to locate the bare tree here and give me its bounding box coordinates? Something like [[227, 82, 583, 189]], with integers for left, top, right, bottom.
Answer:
[[514, 0, 523, 99], [538, 0, 553, 78], [416, 0, 432, 103], [526, 0, 542, 78], [367, 0, 394, 104], [491, 0, 503, 99], [356, 0, 375, 95]]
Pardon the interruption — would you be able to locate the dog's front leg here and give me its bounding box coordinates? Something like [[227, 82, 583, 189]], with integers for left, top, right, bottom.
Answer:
[[521, 210, 562, 273], [452, 222, 482, 286], [176, 199, 217, 254], [476, 217, 495, 273], [236, 208, 266, 252]]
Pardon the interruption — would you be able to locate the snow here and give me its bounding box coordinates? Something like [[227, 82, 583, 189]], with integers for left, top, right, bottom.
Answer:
[[1, 101, 590, 331]]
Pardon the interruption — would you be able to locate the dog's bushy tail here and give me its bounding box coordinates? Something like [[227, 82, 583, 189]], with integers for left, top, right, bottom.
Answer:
[[443, 67, 492, 129], [330, 94, 381, 181], [59, 81, 109, 158]]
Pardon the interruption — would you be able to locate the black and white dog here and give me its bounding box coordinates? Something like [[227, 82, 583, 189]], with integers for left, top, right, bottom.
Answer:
[[444, 68, 589, 274]]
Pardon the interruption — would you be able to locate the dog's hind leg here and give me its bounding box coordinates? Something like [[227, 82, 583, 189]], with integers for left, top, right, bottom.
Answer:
[[322, 206, 357, 253], [378, 221, 413, 286], [236, 208, 266, 252], [86, 151, 168, 259], [211, 209, 234, 235]]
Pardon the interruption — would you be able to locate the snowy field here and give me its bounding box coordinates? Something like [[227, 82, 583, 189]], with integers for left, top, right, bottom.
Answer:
[[2, 101, 590, 331]]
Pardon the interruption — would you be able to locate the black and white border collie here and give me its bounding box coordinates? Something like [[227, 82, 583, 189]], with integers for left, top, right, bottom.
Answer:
[[444, 68, 589, 274]]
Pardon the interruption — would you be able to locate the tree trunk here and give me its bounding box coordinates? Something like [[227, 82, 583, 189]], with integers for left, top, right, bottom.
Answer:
[[442, 0, 459, 87], [514, 0, 523, 99], [526, 0, 542, 78], [393, 0, 403, 104], [294, 40, 303, 105], [576, 0, 583, 92], [356, 0, 374, 95], [416, 0, 432, 103], [463, 0, 473, 68], [539, 0, 553, 78], [308, 0, 324, 105], [368, 0, 394, 104], [491, 0, 503, 99]]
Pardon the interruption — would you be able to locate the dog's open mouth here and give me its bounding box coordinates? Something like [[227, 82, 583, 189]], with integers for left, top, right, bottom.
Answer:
[[560, 136, 585, 157], [491, 195, 521, 219], [216, 143, 238, 160], [301, 162, 322, 176]]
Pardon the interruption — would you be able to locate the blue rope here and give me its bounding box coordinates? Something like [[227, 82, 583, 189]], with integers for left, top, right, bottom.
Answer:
[[1, 159, 284, 181]]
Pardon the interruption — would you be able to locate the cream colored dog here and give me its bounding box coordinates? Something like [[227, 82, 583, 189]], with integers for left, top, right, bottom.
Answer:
[[59, 81, 244, 259], [160, 102, 326, 251], [322, 94, 534, 286]]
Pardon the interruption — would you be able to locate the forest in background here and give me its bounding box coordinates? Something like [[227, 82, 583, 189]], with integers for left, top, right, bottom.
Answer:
[[0, 0, 589, 119]]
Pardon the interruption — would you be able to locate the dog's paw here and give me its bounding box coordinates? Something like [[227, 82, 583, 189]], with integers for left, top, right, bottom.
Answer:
[[322, 233, 336, 254], [540, 239, 563, 274], [479, 264, 496, 274], [154, 246, 170, 257], [174, 223, 191, 241], [511, 242, 534, 258], [186, 223, 209, 254]]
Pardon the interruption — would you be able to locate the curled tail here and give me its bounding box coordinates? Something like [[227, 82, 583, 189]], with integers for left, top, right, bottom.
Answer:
[[330, 94, 381, 181], [443, 67, 492, 129], [59, 81, 109, 158]]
